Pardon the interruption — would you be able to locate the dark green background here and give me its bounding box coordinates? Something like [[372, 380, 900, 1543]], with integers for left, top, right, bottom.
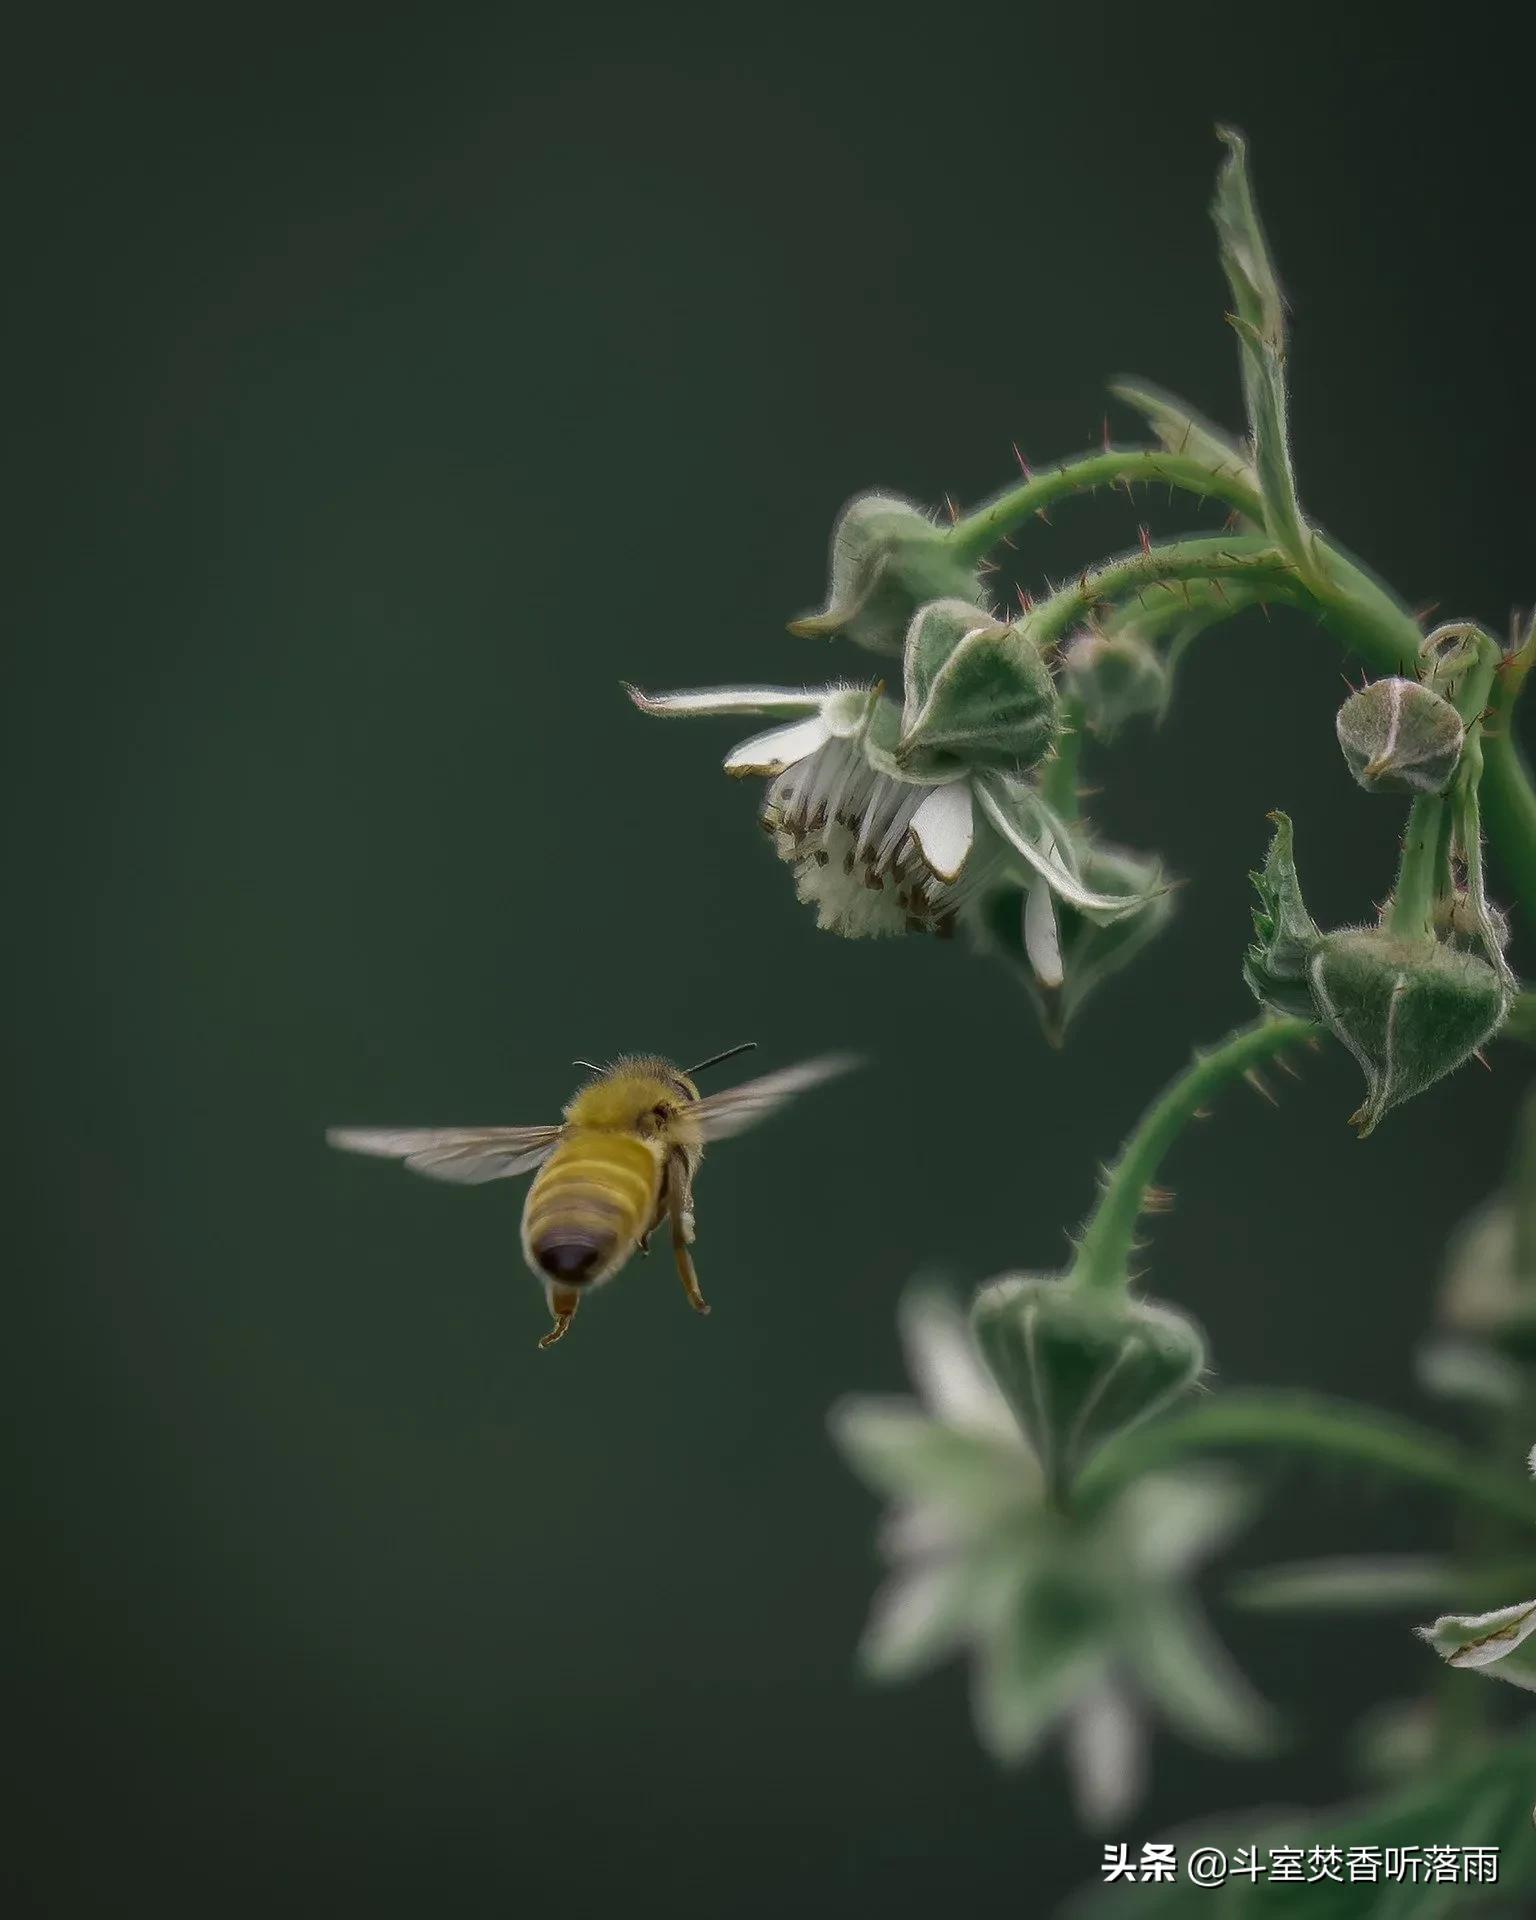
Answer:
[[8, 8, 1533, 1915]]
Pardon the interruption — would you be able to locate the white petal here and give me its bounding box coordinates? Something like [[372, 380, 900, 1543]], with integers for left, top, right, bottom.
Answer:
[[724, 715, 833, 777], [897, 1288, 1024, 1445], [1023, 873, 1064, 987], [858, 1564, 974, 1681], [908, 784, 975, 883], [625, 683, 827, 719], [975, 779, 1150, 917], [1064, 1682, 1147, 1829]]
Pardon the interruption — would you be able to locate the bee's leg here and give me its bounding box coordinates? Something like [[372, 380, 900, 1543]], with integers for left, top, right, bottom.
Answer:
[[666, 1154, 709, 1317], [538, 1284, 580, 1350], [638, 1181, 669, 1258]]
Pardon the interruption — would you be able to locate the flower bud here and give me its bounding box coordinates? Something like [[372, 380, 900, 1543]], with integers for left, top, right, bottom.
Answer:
[[970, 1276, 1207, 1493], [1062, 628, 1170, 739], [898, 599, 1060, 774], [1307, 928, 1510, 1136], [788, 493, 986, 656], [1335, 678, 1464, 795], [1243, 811, 1322, 1019]]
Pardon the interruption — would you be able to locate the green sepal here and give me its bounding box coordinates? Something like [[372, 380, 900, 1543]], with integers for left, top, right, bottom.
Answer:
[[969, 841, 1175, 1044], [898, 599, 1059, 773], [970, 1276, 1207, 1498], [789, 492, 985, 656], [1243, 810, 1321, 1017], [1308, 928, 1511, 1135]]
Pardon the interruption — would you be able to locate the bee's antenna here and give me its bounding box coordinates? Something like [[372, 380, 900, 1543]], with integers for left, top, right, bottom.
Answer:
[[684, 1041, 758, 1076], [571, 1059, 605, 1075]]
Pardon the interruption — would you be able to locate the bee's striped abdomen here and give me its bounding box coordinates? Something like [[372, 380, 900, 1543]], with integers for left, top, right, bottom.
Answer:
[[521, 1130, 660, 1286]]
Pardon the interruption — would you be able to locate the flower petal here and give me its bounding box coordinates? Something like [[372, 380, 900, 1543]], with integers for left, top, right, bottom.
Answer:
[[970, 1600, 1110, 1764], [828, 1397, 1035, 1516], [1063, 1681, 1148, 1829], [1023, 874, 1064, 988], [1125, 1596, 1279, 1754], [975, 780, 1156, 918], [723, 714, 834, 777], [1417, 1598, 1536, 1691], [1116, 1468, 1253, 1580], [907, 783, 975, 883], [896, 1286, 1030, 1449], [858, 1562, 979, 1682], [625, 683, 829, 719]]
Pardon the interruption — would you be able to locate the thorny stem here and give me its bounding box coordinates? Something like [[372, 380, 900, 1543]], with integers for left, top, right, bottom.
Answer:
[[1484, 622, 1536, 940], [1076, 1391, 1536, 1538], [1389, 795, 1448, 938], [1068, 1016, 1316, 1296], [947, 447, 1266, 566], [1019, 535, 1300, 656]]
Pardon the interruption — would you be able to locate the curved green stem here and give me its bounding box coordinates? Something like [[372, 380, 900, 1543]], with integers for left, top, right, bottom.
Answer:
[[1069, 1016, 1316, 1295], [948, 447, 1265, 566], [1020, 535, 1301, 656], [1389, 795, 1448, 937], [1484, 632, 1536, 938], [1077, 1390, 1536, 1536]]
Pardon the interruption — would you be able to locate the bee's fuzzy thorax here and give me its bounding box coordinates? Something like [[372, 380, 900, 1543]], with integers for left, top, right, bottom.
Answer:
[[563, 1060, 702, 1130]]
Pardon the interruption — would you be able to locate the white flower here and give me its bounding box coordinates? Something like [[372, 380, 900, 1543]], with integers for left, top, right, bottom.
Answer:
[[1415, 1442, 1536, 1694], [830, 1287, 1274, 1827], [626, 681, 1157, 962]]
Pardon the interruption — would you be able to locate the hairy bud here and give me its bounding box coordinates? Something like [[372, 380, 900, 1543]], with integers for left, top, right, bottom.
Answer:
[[970, 1275, 1207, 1493], [1335, 678, 1464, 795], [1063, 628, 1170, 739], [1307, 929, 1510, 1136], [788, 493, 985, 656], [898, 598, 1059, 773]]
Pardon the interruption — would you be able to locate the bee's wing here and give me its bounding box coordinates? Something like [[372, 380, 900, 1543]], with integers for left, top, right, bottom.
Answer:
[[325, 1124, 561, 1185], [690, 1053, 861, 1144]]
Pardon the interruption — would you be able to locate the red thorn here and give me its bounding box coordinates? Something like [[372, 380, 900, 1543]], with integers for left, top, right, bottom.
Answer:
[[1012, 441, 1032, 478], [1101, 415, 1112, 453], [1138, 523, 1153, 557], [942, 493, 958, 524]]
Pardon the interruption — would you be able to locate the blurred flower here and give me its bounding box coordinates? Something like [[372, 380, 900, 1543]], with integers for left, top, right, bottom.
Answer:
[[626, 678, 1158, 952], [829, 1286, 1274, 1826]]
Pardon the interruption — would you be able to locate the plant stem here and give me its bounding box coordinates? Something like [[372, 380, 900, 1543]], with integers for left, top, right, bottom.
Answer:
[[1076, 1390, 1536, 1536], [1040, 694, 1085, 822], [1389, 795, 1448, 938], [948, 448, 1265, 565], [1020, 536, 1300, 656], [1069, 1016, 1315, 1295]]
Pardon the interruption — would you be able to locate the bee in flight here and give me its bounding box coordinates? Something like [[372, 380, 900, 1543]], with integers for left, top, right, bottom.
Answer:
[[327, 1045, 857, 1349]]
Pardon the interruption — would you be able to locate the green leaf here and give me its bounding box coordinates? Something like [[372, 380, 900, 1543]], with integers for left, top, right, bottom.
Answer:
[[1211, 128, 1315, 579], [1231, 1556, 1462, 1613]]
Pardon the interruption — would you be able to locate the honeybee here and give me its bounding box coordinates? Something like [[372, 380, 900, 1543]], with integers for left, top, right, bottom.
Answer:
[[327, 1046, 857, 1348]]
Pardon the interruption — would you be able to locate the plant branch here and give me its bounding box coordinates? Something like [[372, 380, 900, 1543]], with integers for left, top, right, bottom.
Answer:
[[948, 448, 1265, 566], [1068, 1016, 1315, 1295], [1078, 1390, 1536, 1536]]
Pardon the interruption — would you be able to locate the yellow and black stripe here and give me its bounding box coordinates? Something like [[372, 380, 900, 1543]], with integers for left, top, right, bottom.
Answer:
[[521, 1130, 661, 1285]]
